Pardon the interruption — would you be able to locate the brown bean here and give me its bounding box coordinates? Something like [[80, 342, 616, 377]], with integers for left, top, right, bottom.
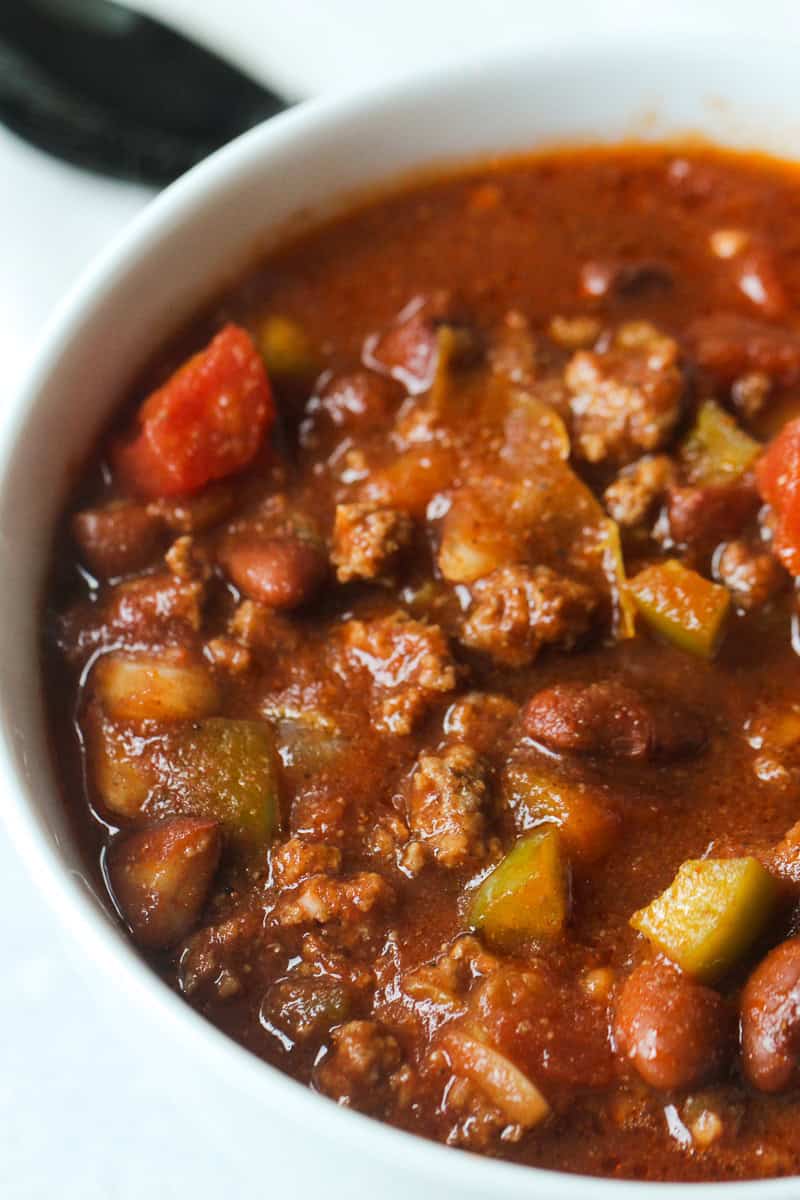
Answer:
[[364, 300, 442, 393], [665, 482, 759, 551], [72, 501, 165, 579], [741, 937, 800, 1092], [317, 370, 397, 430], [686, 313, 800, 387], [614, 961, 733, 1090], [107, 817, 222, 949], [522, 680, 705, 762], [222, 535, 326, 609]]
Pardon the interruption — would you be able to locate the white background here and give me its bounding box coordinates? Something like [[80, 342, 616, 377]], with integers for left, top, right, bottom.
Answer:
[[2, 3, 799, 1197]]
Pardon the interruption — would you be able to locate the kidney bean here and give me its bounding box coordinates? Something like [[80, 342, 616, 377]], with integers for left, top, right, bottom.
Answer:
[[222, 535, 327, 609], [72, 501, 165, 579], [108, 816, 222, 949], [316, 371, 398, 431], [686, 313, 800, 387], [614, 961, 734, 1089], [741, 937, 800, 1092], [521, 680, 705, 762], [665, 482, 759, 551]]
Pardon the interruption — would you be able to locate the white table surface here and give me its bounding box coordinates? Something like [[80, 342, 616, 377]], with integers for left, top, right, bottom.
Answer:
[[3, 4, 799, 1194]]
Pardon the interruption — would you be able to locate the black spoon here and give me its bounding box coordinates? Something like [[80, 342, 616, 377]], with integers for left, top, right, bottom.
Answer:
[[0, 0, 287, 185]]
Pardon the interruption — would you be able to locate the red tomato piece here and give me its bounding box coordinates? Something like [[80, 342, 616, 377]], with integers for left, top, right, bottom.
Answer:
[[115, 324, 274, 497], [757, 417, 800, 575]]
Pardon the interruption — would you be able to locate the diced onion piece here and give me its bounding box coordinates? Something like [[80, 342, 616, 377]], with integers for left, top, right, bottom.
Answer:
[[443, 1028, 550, 1128], [95, 652, 219, 723], [628, 559, 730, 659], [631, 856, 777, 982], [601, 518, 636, 639]]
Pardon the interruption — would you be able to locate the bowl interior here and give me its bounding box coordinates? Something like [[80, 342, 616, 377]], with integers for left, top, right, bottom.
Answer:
[[5, 33, 800, 1198]]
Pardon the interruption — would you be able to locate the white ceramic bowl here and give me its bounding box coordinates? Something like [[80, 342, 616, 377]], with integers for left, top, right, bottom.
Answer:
[[4, 31, 800, 1198]]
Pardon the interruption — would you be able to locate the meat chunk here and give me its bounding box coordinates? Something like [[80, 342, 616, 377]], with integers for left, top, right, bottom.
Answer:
[[72, 501, 165, 579], [331, 502, 412, 583], [564, 322, 684, 464], [522, 680, 705, 762], [443, 692, 518, 753], [715, 540, 786, 610], [665, 481, 759, 550], [461, 564, 598, 667], [335, 611, 457, 734], [403, 935, 499, 1010], [179, 911, 263, 999], [435, 1070, 517, 1150], [275, 872, 395, 927], [603, 455, 674, 528], [204, 636, 251, 674], [731, 371, 771, 420], [687, 313, 800, 386], [315, 1020, 404, 1110], [165, 535, 211, 580], [270, 837, 342, 888], [547, 314, 602, 350], [229, 600, 300, 653], [406, 744, 490, 868]]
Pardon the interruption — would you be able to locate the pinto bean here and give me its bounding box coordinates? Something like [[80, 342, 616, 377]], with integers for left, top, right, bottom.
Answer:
[[614, 961, 734, 1090], [72, 501, 165, 579], [741, 937, 800, 1092], [521, 680, 705, 762], [108, 816, 222, 949], [222, 535, 326, 609]]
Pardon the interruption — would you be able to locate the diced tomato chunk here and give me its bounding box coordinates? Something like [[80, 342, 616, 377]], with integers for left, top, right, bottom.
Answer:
[[115, 324, 274, 497], [757, 418, 800, 575]]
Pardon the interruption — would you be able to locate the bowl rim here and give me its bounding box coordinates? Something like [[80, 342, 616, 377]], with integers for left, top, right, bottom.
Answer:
[[3, 28, 800, 1196]]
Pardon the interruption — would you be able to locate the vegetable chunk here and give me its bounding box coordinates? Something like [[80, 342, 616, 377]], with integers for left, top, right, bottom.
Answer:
[[115, 324, 274, 497], [108, 816, 221, 948], [442, 1027, 550, 1130], [681, 399, 761, 485], [469, 827, 569, 949], [172, 718, 280, 856], [757, 416, 800, 575], [504, 763, 619, 864], [628, 559, 730, 658], [630, 857, 777, 982], [95, 653, 220, 723]]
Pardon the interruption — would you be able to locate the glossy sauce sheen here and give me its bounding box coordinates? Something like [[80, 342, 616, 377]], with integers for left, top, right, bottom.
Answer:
[[43, 147, 800, 1181]]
